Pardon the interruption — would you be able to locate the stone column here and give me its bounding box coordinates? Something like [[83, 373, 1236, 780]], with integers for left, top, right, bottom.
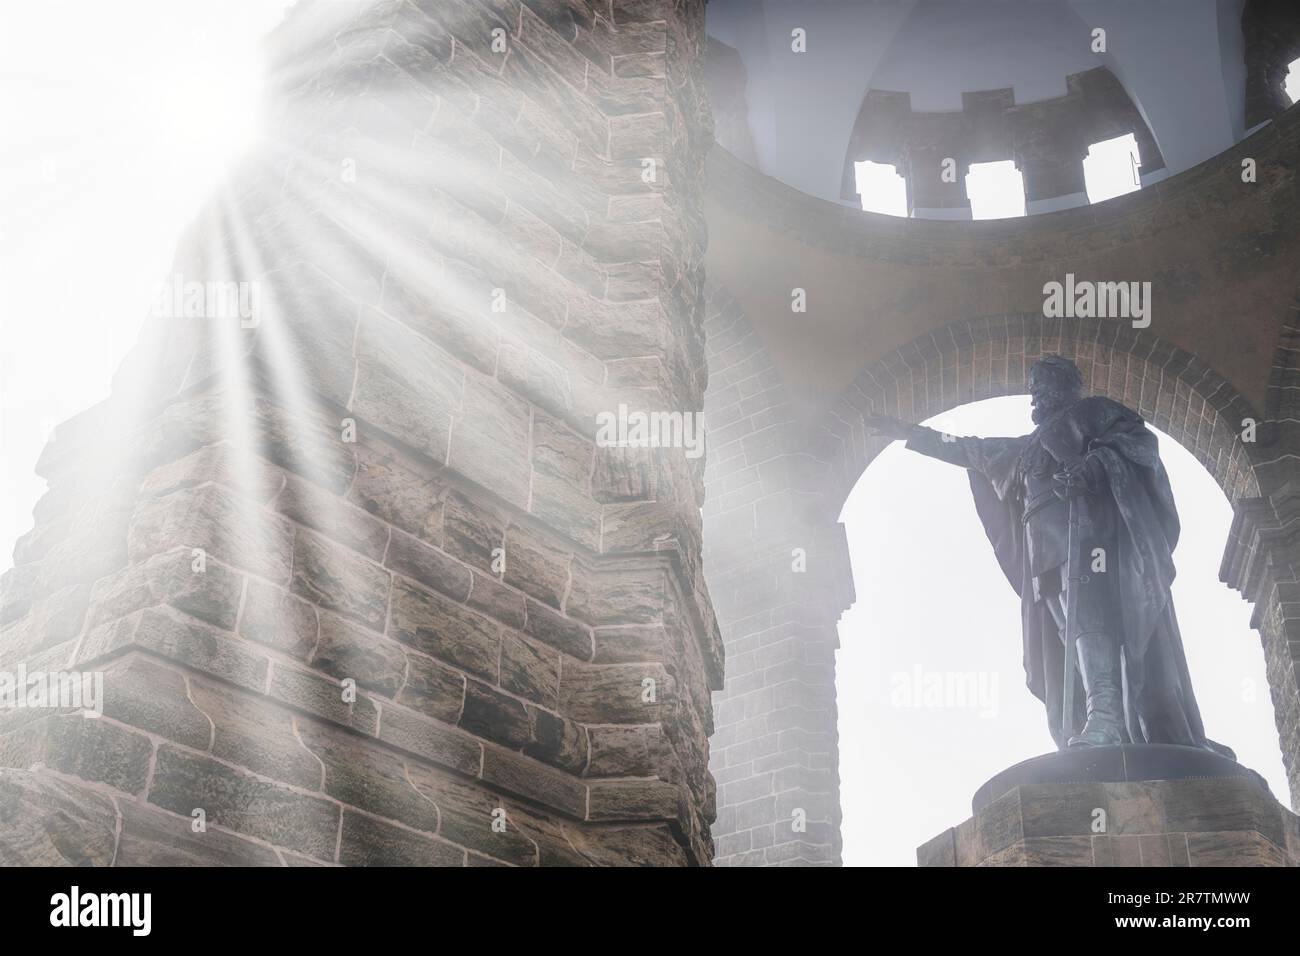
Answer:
[[0, 0, 722, 866], [702, 291, 854, 865], [904, 144, 971, 220]]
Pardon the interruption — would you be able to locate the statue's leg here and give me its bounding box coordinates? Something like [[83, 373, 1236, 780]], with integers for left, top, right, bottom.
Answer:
[[1066, 572, 1124, 747]]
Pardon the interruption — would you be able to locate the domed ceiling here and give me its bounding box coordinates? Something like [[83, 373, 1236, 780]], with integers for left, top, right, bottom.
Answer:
[[705, 0, 1262, 211]]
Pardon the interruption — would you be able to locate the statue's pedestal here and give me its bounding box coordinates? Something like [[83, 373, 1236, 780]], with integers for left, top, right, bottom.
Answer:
[[917, 745, 1300, 866]]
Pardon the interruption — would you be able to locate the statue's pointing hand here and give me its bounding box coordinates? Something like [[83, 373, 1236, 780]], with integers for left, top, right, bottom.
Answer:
[[864, 415, 921, 442]]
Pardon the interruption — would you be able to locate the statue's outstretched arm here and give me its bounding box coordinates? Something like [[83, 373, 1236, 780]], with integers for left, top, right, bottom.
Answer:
[[864, 415, 976, 469]]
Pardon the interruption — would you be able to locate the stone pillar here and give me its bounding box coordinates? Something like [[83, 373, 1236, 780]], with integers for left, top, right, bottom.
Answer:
[[0, 0, 722, 867], [702, 291, 854, 865], [904, 144, 971, 220]]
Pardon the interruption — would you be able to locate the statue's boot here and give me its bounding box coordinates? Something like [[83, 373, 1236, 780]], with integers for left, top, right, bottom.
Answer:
[[1067, 632, 1124, 747]]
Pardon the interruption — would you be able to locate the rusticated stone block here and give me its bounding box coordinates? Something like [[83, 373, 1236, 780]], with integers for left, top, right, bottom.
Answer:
[[466, 568, 526, 629], [274, 474, 390, 562], [138, 443, 285, 505], [524, 706, 587, 773], [266, 661, 380, 737], [100, 656, 211, 751], [589, 778, 681, 827], [376, 704, 482, 775], [559, 660, 667, 724], [347, 448, 446, 543], [459, 680, 531, 749], [385, 529, 473, 602], [406, 763, 539, 866], [351, 308, 462, 463], [587, 724, 662, 776], [502, 523, 571, 609], [448, 376, 533, 511], [291, 530, 391, 632], [0, 713, 153, 796], [499, 632, 560, 707], [129, 484, 294, 585], [188, 678, 324, 791], [338, 811, 463, 866], [311, 612, 407, 698], [442, 489, 507, 574], [78, 606, 269, 696], [296, 719, 439, 834], [0, 769, 119, 866], [147, 745, 340, 860], [523, 597, 592, 659], [388, 577, 500, 681], [87, 547, 244, 632], [396, 652, 466, 722], [114, 799, 283, 866], [480, 745, 588, 817], [238, 579, 318, 659]]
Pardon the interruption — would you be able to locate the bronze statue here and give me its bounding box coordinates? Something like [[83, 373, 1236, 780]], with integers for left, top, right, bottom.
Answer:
[[866, 355, 1233, 757]]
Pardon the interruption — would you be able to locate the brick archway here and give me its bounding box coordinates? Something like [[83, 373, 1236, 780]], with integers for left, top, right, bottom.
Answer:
[[704, 301, 1300, 865]]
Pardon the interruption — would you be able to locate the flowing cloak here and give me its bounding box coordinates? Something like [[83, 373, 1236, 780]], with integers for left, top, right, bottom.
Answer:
[[908, 396, 1232, 755]]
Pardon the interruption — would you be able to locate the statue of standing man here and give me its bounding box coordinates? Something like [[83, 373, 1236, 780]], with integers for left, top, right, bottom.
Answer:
[[867, 355, 1232, 757]]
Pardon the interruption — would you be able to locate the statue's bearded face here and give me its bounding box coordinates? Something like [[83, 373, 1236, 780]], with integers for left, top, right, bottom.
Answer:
[[1028, 363, 1082, 425]]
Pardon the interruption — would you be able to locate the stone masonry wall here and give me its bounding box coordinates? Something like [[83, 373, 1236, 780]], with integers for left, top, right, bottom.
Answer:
[[702, 286, 855, 866], [0, 0, 722, 866]]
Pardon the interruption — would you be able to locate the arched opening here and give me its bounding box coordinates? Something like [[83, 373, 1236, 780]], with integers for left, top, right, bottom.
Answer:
[[835, 395, 1288, 865]]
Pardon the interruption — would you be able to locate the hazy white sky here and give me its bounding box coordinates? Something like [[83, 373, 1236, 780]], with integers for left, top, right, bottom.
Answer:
[[0, 0, 287, 573], [838, 396, 1288, 866]]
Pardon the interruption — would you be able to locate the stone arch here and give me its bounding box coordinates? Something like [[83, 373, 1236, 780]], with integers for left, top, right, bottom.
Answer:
[[822, 313, 1262, 510], [702, 299, 1300, 864]]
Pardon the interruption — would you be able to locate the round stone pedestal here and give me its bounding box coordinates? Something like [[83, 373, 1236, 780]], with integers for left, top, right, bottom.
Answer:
[[918, 746, 1299, 866], [972, 744, 1269, 814]]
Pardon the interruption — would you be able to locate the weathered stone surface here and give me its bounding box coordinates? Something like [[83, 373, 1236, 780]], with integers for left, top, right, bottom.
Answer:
[[101, 657, 211, 751], [188, 678, 324, 790], [296, 719, 439, 833], [338, 810, 463, 866], [503, 523, 571, 608], [407, 762, 539, 866], [266, 658, 380, 735], [376, 704, 482, 774], [311, 612, 407, 698], [396, 652, 467, 722], [275, 474, 390, 561], [147, 745, 339, 860], [523, 597, 592, 659], [87, 547, 244, 632], [459, 680, 531, 749], [0, 769, 118, 866], [385, 529, 473, 601], [388, 577, 500, 681], [921, 776, 1300, 867], [351, 309, 462, 462], [0, 0, 720, 869], [0, 713, 153, 795], [114, 798, 283, 866], [239, 579, 318, 659], [498, 632, 560, 707], [447, 377, 527, 512], [347, 448, 446, 543], [291, 530, 391, 632], [129, 484, 294, 585]]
